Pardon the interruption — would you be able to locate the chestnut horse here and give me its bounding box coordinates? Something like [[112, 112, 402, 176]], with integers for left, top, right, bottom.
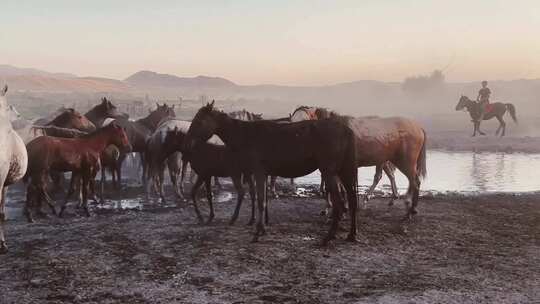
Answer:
[[84, 98, 129, 190], [455, 96, 518, 137], [23, 124, 131, 222], [0, 85, 28, 253], [291, 106, 427, 219], [185, 102, 358, 244], [163, 126, 256, 225], [291, 106, 399, 205]]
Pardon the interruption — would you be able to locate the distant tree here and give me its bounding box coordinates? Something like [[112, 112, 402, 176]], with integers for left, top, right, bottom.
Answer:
[[402, 70, 445, 94]]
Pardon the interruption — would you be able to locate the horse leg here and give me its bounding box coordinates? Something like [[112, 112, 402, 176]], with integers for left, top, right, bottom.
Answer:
[[269, 176, 278, 198], [321, 174, 345, 245], [365, 165, 383, 204], [395, 160, 420, 221], [214, 177, 222, 190], [247, 176, 256, 226], [24, 183, 36, 223], [81, 172, 91, 217], [100, 167, 106, 204], [252, 173, 267, 242], [191, 176, 205, 224], [383, 163, 399, 206], [158, 163, 167, 204], [264, 180, 270, 225], [477, 121, 486, 136], [229, 175, 245, 225], [168, 162, 180, 200], [59, 173, 77, 217], [0, 186, 7, 253], [205, 177, 214, 224], [496, 115, 506, 137], [340, 168, 358, 242], [140, 153, 147, 186]]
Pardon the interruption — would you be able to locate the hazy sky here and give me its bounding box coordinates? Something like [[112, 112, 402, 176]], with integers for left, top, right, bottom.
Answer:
[[1, 0, 539, 85]]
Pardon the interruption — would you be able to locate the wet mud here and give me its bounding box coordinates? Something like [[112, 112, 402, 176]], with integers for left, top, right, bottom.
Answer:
[[0, 181, 539, 303]]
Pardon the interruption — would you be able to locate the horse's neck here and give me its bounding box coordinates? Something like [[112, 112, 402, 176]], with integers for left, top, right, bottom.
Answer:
[[137, 115, 159, 131], [216, 115, 245, 148], [84, 131, 112, 151], [84, 108, 101, 126]]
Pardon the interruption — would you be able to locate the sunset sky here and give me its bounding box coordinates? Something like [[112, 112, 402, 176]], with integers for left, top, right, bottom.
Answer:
[[1, 0, 539, 85]]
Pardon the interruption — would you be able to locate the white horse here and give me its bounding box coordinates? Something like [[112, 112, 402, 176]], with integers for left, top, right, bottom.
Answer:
[[0, 85, 28, 253]]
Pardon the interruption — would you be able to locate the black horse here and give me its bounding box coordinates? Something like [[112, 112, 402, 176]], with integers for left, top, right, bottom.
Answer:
[[184, 101, 358, 245]]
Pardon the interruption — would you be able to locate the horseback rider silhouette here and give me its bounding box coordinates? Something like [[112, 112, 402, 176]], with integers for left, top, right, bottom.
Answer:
[[476, 80, 491, 122]]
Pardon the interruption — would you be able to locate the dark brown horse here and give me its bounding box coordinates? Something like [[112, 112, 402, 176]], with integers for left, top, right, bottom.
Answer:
[[84, 97, 129, 128], [163, 127, 257, 225], [184, 101, 358, 244], [455, 96, 518, 137], [107, 103, 176, 186], [23, 124, 131, 222]]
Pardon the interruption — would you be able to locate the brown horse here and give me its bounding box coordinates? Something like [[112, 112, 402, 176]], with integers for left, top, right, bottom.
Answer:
[[23, 124, 131, 222], [290, 106, 400, 206], [0, 85, 28, 253], [163, 127, 257, 225], [84, 97, 129, 128], [455, 96, 518, 137], [291, 106, 426, 218], [184, 101, 358, 244], [85, 98, 129, 190], [40, 108, 96, 136]]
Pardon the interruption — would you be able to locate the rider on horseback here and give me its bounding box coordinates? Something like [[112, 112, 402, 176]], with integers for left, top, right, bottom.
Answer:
[[476, 80, 491, 121]]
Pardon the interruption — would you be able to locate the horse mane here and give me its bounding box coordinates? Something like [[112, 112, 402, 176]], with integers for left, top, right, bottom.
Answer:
[[30, 125, 88, 138], [79, 124, 116, 139]]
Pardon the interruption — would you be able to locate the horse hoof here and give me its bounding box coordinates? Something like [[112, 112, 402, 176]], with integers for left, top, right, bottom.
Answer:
[[345, 234, 358, 243], [0, 243, 7, 254]]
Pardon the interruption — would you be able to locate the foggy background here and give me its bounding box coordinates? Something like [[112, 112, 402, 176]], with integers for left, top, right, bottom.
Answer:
[[3, 65, 539, 138]]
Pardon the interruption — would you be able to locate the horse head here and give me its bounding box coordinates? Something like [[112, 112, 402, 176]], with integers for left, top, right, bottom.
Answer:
[[49, 108, 96, 132], [455, 95, 471, 111], [106, 123, 132, 153], [93, 97, 129, 120], [184, 100, 219, 150]]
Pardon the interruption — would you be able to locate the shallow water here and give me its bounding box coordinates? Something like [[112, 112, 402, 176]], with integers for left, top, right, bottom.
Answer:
[[296, 150, 540, 193], [5, 151, 540, 220]]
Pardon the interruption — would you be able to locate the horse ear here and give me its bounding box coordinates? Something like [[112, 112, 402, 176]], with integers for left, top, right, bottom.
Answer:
[[210, 100, 215, 107], [156, 102, 159, 108], [0, 85, 7, 96]]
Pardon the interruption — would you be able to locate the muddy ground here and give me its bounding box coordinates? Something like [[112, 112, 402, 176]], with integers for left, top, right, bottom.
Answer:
[[0, 181, 539, 304]]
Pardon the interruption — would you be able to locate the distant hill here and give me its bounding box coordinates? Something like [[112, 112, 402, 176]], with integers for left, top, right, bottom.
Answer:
[[125, 70, 236, 88], [0, 64, 76, 78]]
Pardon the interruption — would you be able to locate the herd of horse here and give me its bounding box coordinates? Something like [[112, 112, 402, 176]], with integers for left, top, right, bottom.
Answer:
[[0, 87, 520, 253]]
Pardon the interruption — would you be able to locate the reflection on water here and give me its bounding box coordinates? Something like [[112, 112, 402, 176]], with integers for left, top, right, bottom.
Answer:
[[296, 151, 540, 193]]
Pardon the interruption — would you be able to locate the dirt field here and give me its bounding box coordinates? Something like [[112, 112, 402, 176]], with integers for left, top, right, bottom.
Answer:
[[0, 183, 539, 304]]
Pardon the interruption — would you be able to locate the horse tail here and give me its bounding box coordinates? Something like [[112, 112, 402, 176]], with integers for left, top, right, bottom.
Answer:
[[506, 103, 518, 124], [417, 129, 427, 180]]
